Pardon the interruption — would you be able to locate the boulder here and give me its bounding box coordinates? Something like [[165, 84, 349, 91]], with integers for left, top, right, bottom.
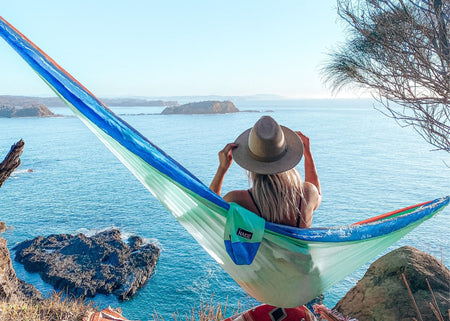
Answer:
[[0, 222, 43, 301], [335, 246, 449, 320], [14, 228, 160, 300], [161, 100, 239, 114]]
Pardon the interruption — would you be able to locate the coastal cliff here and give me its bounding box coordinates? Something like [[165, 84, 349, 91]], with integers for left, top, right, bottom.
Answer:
[[161, 100, 239, 114], [0, 223, 42, 301]]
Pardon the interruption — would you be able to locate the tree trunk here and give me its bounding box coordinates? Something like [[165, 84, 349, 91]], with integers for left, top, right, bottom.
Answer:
[[0, 139, 24, 188]]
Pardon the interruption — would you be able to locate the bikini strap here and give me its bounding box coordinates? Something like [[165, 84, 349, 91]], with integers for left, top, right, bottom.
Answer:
[[248, 189, 262, 215], [296, 197, 302, 227]]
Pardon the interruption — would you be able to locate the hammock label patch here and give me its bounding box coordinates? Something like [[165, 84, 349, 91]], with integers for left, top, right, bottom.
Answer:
[[236, 228, 253, 240], [224, 203, 266, 265]]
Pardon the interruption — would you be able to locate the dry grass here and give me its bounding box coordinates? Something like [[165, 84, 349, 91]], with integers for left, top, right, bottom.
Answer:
[[153, 298, 243, 321], [0, 292, 96, 321]]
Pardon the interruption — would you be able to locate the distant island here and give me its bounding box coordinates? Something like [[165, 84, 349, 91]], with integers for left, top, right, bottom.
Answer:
[[0, 104, 54, 118], [161, 100, 239, 114]]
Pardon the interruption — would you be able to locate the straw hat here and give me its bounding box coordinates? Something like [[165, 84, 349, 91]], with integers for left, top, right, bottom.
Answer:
[[232, 116, 303, 174]]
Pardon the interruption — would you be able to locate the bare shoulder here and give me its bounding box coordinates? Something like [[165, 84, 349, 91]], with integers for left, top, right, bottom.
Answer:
[[223, 189, 260, 214], [302, 182, 322, 210], [223, 190, 249, 203]]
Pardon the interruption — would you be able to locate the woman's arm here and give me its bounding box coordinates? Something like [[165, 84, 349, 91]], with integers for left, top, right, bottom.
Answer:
[[296, 131, 322, 210], [209, 143, 238, 196]]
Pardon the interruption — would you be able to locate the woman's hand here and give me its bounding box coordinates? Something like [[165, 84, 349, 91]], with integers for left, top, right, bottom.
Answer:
[[295, 131, 310, 152], [210, 143, 238, 196], [217, 143, 238, 171]]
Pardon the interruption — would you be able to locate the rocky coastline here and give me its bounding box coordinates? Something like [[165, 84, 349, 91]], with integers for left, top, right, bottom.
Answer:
[[3, 223, 449, 317], [0, 95, 178, 108], [1, 96, 249, 117], [0, 95, 179, 118], [1, 224, 449, 320]]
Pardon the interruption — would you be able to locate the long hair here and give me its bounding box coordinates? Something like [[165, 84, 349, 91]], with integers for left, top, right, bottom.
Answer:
[[249, 168, 303, 225]]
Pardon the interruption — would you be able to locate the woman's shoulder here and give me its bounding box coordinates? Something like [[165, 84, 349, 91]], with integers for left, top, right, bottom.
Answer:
[[301, 182, 322, 209], [302, 181, 318, 194], [223, 189, 261, 215], [223, 189, 250, 203]]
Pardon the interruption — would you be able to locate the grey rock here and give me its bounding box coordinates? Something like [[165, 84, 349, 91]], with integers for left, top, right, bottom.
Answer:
[[14, 228, 160, 300]]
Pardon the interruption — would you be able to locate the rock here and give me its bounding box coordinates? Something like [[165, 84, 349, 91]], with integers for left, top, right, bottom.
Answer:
[[335, 246, 449, 321], [0, 104, 54, 118], [13, 228, 160, 300], [0, 222, 43, 301], [18, 279, 43, 299], [161, 100, 239, 114], [14, 104, 54, 117]]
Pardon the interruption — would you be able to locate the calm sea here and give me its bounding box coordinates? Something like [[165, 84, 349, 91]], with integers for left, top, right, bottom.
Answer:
[[0, 99, 448, 320]]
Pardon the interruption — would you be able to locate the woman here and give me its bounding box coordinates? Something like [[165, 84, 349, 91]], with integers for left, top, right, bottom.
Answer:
[[210, 116, 321, 228]]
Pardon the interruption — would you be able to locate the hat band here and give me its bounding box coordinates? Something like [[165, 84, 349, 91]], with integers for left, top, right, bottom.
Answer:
[[248, 145, 288, 163]]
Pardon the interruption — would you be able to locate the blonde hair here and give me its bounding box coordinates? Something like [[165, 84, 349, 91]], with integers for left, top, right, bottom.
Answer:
[[249, 168, 303, 225]]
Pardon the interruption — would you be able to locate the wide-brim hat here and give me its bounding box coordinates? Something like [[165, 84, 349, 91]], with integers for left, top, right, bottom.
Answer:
[[232, 116, 303, 175]]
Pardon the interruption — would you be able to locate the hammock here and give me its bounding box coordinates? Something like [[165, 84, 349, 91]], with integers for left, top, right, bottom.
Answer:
[[1, 17, 448, 308]]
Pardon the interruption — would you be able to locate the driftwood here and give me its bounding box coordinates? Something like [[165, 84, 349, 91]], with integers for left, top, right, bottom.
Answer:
[[0, 139, 24, 188]]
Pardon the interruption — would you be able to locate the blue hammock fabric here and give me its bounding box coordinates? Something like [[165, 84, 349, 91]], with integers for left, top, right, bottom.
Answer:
[[1, 16, 448, 308]]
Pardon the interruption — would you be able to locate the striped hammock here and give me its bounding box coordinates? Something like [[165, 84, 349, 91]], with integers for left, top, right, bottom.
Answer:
[[1, 16, 448, 308]]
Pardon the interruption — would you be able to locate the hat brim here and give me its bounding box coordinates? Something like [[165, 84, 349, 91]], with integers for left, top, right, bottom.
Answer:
[[232, 125, 303, 175]]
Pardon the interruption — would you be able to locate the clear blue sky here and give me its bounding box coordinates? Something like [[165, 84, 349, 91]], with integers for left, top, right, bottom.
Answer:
[[1, 1, 356, 98]]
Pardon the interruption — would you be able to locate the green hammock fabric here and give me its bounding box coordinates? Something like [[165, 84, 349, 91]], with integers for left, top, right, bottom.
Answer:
[[1, 16, 448, 308]]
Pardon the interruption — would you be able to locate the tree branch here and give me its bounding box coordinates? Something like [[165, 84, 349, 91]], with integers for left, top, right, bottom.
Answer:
[[0, 140, 25, 188], [323, 0, 450, 152]]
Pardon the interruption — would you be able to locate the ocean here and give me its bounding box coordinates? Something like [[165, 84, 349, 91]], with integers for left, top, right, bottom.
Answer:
[[0, 98, 448, 320]]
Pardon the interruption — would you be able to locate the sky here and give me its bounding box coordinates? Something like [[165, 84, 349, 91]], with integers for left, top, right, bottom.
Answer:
[[0, 1, 357, 99]]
